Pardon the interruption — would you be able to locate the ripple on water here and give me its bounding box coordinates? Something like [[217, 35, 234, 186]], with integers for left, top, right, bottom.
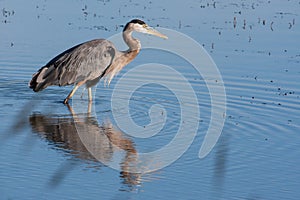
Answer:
[[220, 73, 300, 176]]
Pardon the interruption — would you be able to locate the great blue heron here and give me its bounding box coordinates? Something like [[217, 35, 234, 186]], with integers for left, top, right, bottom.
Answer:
[[29, 19, 167, 104]]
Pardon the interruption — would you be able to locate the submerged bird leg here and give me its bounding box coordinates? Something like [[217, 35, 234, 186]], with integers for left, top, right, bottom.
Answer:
[[88, 88, 92, 102], [87, 100, 92, 114], [63, 81, 85, 104]]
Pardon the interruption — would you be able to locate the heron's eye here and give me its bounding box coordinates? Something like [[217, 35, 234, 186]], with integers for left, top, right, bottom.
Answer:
[[143, 24, 147, 28]]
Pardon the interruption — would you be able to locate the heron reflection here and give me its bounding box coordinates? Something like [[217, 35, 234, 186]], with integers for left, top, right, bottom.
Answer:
[[29, 103, 140, 187]]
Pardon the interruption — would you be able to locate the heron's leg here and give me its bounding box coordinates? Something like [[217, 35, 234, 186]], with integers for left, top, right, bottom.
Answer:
[[64, 85, 79, 104], [88, 88, 92, 102], [64, 81, 85, 104]]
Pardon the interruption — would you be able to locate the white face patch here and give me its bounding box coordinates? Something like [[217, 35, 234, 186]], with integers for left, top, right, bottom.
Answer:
[[132, 23, 148, 33], [130, 22, 167, 39]]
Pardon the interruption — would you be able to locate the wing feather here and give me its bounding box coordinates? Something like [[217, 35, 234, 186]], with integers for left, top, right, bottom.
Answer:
[[30, 39, 115, 91]]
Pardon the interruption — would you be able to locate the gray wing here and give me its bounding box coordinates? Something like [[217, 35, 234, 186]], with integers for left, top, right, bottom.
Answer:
[[30, 39, 115, 91]]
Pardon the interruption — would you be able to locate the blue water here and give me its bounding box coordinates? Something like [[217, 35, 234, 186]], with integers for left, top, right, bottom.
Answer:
[[1, 0, 300, 199]]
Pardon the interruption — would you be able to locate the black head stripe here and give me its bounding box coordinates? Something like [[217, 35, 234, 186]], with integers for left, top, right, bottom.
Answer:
[[130, 19, 146, 25], [123, 19, 146, 32]]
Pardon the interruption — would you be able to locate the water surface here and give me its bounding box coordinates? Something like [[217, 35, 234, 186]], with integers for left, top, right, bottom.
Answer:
[[0, 0, 299, 199]]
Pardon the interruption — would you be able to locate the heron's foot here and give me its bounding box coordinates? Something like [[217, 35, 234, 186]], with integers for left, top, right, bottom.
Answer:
[[63, 98, 70, 104]]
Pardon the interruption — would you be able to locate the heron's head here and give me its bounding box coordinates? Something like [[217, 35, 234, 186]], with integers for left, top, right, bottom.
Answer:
[[123, 19, 168, 39]]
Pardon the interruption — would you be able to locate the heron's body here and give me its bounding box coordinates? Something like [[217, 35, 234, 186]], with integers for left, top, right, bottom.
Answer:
[[29, 19, 167, 104]]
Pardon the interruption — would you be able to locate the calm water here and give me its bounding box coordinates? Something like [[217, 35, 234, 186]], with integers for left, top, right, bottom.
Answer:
[[1, 0, 300, 199]]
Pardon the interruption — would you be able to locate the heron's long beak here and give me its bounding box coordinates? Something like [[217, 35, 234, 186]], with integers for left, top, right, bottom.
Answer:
[[145, 27, 168, 39]]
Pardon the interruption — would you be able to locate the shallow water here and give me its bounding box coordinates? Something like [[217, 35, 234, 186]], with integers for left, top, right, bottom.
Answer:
[[1, 0, 300, 199]]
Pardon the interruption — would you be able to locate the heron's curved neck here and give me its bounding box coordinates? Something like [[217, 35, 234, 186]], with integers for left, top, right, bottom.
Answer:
[[123, 30, 141, 52]]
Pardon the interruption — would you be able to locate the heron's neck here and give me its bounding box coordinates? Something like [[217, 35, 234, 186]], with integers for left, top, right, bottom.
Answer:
[[123, 30, 141, 52]]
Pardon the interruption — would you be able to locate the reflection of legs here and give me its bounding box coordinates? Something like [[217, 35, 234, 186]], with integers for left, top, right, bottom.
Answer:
[[66, 98, 92, 115], [66, 103, 75, 115], [64, 81, 85, 104]]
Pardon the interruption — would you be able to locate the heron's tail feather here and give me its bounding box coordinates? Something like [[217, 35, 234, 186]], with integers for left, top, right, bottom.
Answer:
[[29, 67, 53, 92]]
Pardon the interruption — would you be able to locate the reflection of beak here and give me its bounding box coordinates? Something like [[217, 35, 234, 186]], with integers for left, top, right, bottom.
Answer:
[[145, 27, 168, 39]]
